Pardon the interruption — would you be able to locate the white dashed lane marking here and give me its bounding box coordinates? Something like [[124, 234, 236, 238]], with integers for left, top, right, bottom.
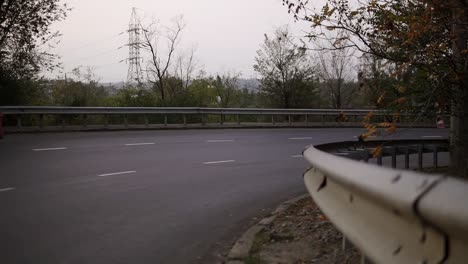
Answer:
[[98, 171, 137, 177], [203, 160, 236, 165], [289, 137, 313, 140], [422, 136, 443, 138], [291, 155, 303, 158], [124, 143, 156, 146], [33, 147, 67, 152], [0, 187, 15, 193], [206, 140, 235, 143]]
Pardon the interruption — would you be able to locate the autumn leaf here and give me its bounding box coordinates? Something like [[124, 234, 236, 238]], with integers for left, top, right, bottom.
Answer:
[[378, 122, 393, 128], [396, 85, 407, 93], [360, 133, 370, 140], [392, 97, 407, 105], [363, 110, 375, 122], [377, 92, 386, 106], [372, 145, 383, 158], [361, 128, 377, 139], [364, 124, 377, 130], [318, 214, 328, 221], [335, 111, 349, 122], [385, 124, 397, 134]]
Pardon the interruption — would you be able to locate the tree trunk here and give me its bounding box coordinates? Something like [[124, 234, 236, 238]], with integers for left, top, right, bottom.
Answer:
[[450, 0, 468, 177], [159, 79, 165, 102], [337, 79, 342, 109]]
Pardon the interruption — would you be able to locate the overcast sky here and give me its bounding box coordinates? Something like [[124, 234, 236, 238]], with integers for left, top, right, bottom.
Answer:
[[49, 0, 309, 82]]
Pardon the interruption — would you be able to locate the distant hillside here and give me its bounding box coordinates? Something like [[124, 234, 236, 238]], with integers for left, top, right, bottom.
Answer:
[[100, 79, 260, 92], [101, 81, 125, 89], [237, 78, 260, 92]]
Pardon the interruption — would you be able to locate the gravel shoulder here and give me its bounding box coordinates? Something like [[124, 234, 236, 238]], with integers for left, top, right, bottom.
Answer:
[[242, 196, 360, 264]]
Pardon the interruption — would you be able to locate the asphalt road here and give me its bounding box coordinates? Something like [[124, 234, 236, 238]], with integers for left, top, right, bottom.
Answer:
[[0, 128, 448, 264]]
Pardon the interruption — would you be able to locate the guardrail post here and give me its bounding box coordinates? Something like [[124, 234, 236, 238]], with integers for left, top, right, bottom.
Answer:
[[0, 113, 4, 139], [321, 114, 325, 125], [202, 114, 206, 125], [405, 148, 410, 169], [418, 144, 423, 170], [144, 115, 149, 127], [362, 149, 369, 163], [342, 234, 347, 251], [288, 115, 292, 126], [361, 255, 368, 264], [236, 114, 240, 125], [82, 114, 87, 128], [124, 114, 128, 127], [305, 114, 309, 126], [39, 114, 44, 129], [183, 114, 187, 126], [377, 152, 383, 166], [391, 147, 397, 168], [433, 146, 439, 168], [61, 115, 66, 128], [272, 115, 275, 125], [16, 115, 22, 128], [164, 115, 168, 127], [220, 114, 224, 125], [104, 114, 109, 128]]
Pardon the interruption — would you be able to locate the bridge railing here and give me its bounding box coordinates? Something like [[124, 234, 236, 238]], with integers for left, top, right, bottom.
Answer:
[[303, 139, 468, 264], [0, 106, 438, 132]]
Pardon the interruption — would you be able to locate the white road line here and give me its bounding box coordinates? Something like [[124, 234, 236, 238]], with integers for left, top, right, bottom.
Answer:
[[206, 140, 235, 143], [0, 187, 15, 193], [98, 171, 136, 177], [289, 137, 313, 140], [291, 155, 304, 158], [422, 136, 443, 138], [203, 160, 236, 165], [33, 147, 67, 152], [124, 143, 155, 146]]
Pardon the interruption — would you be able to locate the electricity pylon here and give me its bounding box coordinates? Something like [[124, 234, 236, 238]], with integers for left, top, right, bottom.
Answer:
[[127, 7, 143, 84]]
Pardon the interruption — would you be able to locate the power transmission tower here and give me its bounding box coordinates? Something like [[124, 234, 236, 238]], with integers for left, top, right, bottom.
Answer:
[[127, 7, 143, 84]]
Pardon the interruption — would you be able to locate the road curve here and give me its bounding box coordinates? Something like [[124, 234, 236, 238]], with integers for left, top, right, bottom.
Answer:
[[0, 128, 448, 264]]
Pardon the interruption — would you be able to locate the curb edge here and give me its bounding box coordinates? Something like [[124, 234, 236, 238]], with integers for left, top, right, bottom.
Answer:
[[226, 194, 310, 263]]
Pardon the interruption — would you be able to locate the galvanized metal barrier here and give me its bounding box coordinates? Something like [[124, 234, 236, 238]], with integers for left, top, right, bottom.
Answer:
[[303, 139, 468, 264], [0, 106, 437, 132]]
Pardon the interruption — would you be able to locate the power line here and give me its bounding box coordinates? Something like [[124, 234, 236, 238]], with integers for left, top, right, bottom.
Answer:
[[63, 46, 124, 64], [66, 32, 126, 51], [88, 60, 125, 70]]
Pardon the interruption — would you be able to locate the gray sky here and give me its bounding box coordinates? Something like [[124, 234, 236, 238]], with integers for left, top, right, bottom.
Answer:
[[50, 0, 305, 82]]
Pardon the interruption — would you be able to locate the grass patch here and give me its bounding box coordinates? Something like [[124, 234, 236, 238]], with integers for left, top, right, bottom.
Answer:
[[244, 255, 265, 264], [243, 230, 270, 264], [251, 231, 270, 254]]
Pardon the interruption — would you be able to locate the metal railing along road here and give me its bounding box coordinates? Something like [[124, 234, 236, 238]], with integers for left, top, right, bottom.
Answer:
[[303, 139, 468, 264], [0, 106, 438, 132]]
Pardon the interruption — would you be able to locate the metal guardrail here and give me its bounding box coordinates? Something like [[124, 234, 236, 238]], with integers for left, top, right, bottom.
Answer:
[[0, 106, 437, 131], [0, 106, 381, 115], [317, 139, 449, 170], [303, 139, 468, 264]]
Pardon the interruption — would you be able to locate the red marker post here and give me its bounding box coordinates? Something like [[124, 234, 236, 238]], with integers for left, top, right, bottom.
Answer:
[[0, 113, 3, 139], [436, 116, 445, 129]]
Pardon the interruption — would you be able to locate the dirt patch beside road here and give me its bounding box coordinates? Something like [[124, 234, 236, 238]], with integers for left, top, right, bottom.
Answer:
[[245, 197, 360, 264]]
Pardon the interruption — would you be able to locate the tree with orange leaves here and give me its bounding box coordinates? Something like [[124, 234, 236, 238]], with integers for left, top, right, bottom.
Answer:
[[283, 0, 468, 176]]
